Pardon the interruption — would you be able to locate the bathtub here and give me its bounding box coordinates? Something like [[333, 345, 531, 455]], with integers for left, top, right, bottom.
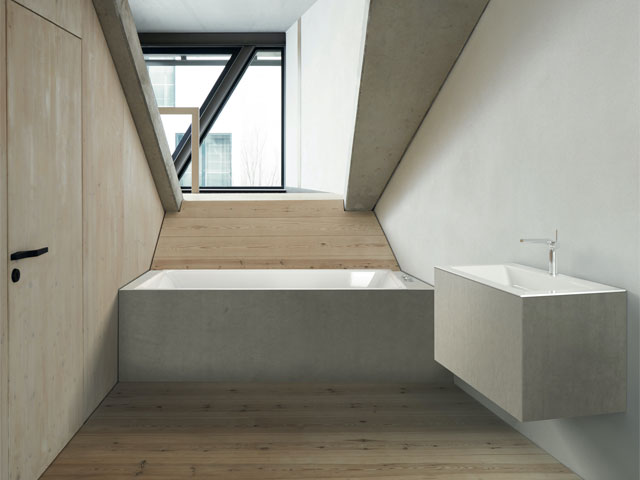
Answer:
[[119, 269, 450, 383], [128, 269, 415, 290]]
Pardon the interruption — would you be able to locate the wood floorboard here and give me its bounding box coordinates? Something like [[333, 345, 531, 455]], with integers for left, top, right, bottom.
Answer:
[[41, 383, 579, 479]]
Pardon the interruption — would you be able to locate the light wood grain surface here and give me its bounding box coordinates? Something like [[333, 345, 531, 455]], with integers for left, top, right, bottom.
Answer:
[[0, 0, 7, 478], [82, 0, 126, 419], [152, 199, 400, 270], [13, 0, 83, 36], [7, 3, 83, 479], [1, 2, 164, 478], [41, 383, 579, 479], [121, 103, 165, 280], [82, 0, 164, 418]]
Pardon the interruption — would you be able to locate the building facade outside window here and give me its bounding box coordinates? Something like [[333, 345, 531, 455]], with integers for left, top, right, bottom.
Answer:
[[148, 65, 175, 107], [177, 133, 232, 187]]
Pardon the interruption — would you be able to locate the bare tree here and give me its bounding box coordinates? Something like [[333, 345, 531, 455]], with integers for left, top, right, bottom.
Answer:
[[239, 127, 279, 186]]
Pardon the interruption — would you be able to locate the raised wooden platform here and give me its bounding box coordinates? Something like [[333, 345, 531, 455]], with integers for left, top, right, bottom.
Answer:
[[41, 383, 578, 479], [151, 197, 399, 270]]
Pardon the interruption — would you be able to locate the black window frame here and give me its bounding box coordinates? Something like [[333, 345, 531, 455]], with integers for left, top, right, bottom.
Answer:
[[141, 33, 286, 193]]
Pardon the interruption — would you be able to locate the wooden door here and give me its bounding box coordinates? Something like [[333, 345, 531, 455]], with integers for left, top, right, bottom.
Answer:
[[6, 2, 83, 479]]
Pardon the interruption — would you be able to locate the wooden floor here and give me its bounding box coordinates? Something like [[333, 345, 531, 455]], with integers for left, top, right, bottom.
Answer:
[[151, 198, 400, 270], [41, 384, 578, 479]]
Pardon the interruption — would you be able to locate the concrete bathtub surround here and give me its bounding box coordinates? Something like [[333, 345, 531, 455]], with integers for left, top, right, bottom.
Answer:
[[435, 264, 627, 421], [119, 269, 449, 383]]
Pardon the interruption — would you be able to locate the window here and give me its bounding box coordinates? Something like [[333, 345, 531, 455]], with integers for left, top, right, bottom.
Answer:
[[176, 133, 191, 188], [177, 133, 232, 188], [143, 37, 284, 191], [148, 65, 175, 107], [204, 51, 281, 187], [203, 134, 232, 187], [145, 52, 233, 163]]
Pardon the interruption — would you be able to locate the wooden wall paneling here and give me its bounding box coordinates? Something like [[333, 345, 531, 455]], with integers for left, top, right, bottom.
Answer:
[[82, 0, 165, 416], [122, 103, 164, 280], [7, 3, 83, 478], [160, 215, 383, 237], [0, 0, 7, 477], [13, 0, 83, 37], [154, 235, 396, 259], [81, 0, 125, 417], [152, 257, 402, 270], [1, 2, 165, 477], [176, 199, 346, 218], [152, 200, 400, 270]]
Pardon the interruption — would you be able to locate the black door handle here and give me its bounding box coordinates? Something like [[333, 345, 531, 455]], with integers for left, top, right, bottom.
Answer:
[[10, 247, 48, 261]]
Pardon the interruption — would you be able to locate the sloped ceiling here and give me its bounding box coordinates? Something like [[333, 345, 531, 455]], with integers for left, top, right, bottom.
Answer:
[[129, 0, 317, 32], [345, 0, 489, 210], [93, 0, 183, 212]]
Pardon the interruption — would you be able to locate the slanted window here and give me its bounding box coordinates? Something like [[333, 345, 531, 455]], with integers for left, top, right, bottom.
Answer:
[[204, 51, 281, 188], [145, 51, 233, 158], [143, 36, 285, 192]]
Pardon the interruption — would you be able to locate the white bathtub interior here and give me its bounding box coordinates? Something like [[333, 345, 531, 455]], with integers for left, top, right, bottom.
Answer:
[[123, 269, 430, 290]]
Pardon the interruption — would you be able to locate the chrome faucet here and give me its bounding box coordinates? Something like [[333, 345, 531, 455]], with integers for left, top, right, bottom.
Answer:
[[520, 230, 558, 276]]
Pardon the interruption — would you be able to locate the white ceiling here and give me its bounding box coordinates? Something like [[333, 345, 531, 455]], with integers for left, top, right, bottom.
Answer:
[[129, 0, 317, 33]]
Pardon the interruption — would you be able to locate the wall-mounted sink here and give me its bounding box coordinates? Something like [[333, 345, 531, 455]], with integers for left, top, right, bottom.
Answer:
[[448, 263, 624, 297], [435, 263, 626, 422]]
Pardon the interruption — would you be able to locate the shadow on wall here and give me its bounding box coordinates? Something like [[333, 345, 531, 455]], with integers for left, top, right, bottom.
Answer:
[[385, 2, 586, 203]]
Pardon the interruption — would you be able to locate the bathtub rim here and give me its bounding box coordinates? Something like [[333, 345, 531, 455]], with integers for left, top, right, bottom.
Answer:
[[121, 269, 432, 291]]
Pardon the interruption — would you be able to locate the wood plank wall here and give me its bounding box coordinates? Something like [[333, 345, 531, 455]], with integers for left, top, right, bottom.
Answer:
[[0, 1, 7, 479], [13, 0, 83, 35], [152, 199, 399, 270], [81, 0, 164, 416], [0, 1, 164, 478], [7, 8, 83, 480]]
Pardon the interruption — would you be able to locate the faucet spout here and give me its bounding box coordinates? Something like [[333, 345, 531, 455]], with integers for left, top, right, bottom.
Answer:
[[520, 230, 558, 276]]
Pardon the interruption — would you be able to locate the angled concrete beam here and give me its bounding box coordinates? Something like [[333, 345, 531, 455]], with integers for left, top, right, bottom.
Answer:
[[92, 0, 182, 212], [345, 0, 489, 211]]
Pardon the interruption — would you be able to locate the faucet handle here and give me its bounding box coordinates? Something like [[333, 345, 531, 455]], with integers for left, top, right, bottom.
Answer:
[[519, 229, 559, 276], [520, 229, 558, 246]]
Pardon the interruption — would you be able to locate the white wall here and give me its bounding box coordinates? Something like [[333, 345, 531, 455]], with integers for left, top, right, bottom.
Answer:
[[375, 1, 640, 479], [287, 0, 368, 195], [285, 19, 300, 187]]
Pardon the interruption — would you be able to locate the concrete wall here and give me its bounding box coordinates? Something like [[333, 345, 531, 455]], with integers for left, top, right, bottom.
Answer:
[[287, 0, 368, 195], [344, 0, 488, 210], [93, 0, 182, 211], [375, 0, 640, 479]]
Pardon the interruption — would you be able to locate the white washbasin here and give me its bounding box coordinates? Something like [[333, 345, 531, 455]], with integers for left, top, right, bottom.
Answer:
[[437, 263, 623, 297]]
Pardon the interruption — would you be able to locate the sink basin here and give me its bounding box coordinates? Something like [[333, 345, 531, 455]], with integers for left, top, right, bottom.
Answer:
[[440, 263, 624, 297], [434, 263, 626, 421]]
